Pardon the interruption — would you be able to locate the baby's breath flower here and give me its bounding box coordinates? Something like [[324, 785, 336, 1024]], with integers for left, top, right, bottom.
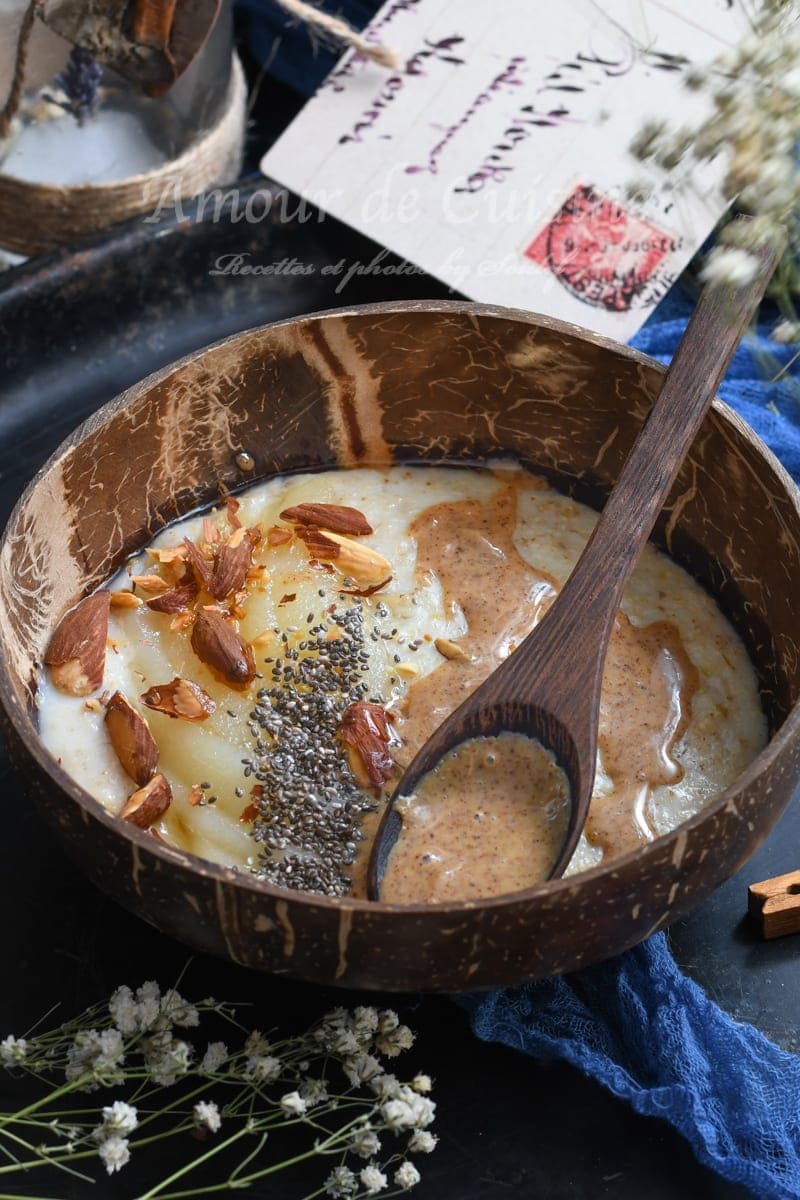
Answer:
[[408, 1129, 438, 1154], [200, 1041, 229, 1073], [144, 1035, 192, 1087], [100, 1100, 138, 1136], [353, 1006, 380, 1038], [109, 985, 139, 1036], [350, 1126, 382, 1158], [376, 1024, 414, 1058], [98, 1134, 130, 1175], [0, 1035, 28, 1066], [370, 1073, 400, 1100], [279, 1090, 307, 1117], [378, 1010, 399, 1034], [411, 1074, 432, 1094], [324, 1164, 357, 1197], [343, 1051, 382, 1086], [245, 1030, 270, 1055], [300, 1077, 329, 1107], [382, 1088, 436, 1133], [135, 981, 162, 1030], [194, 1100, 222, 1133], [160, 989, 200, 1029], [360, 1164, 388, 1194], [394, 1160, 421, 1190], [700, 246, 762, 288], [245, 1054, 282, 1083], [773, 319, 800, 344], [66, 1029, 125, 1088]]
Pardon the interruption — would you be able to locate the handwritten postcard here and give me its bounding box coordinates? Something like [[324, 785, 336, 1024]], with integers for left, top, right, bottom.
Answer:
[[261, 0, 754, 340]]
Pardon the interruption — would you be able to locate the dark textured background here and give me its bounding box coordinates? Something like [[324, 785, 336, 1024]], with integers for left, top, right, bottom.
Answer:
[[0, 43, 796, 1200]]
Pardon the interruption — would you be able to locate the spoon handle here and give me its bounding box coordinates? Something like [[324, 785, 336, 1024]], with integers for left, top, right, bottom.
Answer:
[[499, 240, 781, 717]]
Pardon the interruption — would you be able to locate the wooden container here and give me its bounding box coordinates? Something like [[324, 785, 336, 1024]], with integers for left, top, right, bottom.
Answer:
[[1, 301, 799, 991]]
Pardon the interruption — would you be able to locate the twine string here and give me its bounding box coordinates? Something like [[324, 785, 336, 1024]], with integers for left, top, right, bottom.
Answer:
[[0, 0, 43, 141], [272, 0, 399, 69]]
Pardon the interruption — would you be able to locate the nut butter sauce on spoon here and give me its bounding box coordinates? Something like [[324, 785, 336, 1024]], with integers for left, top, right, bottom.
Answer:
[[368, 236, 779, 904]]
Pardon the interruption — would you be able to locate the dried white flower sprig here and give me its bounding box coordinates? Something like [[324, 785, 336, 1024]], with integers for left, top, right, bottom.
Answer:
[[0, 981, 436, 1199], [631, 0, 800, 341]]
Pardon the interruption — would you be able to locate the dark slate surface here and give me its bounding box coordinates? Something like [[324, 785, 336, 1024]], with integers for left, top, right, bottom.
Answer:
[[0, 75, 794, 1199]]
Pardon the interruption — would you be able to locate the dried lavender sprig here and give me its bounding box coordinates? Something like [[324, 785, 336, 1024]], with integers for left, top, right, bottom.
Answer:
[[51, 46, 103, 124]]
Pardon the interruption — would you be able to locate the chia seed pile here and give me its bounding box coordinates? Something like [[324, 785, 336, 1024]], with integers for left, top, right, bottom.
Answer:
[[244, 592, 400, 896]]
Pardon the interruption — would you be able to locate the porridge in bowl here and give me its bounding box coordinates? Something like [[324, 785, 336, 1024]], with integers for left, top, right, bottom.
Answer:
[[38, 463, 766, 902]]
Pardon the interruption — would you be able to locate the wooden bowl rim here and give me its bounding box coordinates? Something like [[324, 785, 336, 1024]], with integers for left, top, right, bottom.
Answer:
[[3, 298, 800, 916]]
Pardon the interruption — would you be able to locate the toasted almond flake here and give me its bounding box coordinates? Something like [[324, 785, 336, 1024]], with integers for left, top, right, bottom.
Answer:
[[110, 591, 143, 609], [184, 538, 213, 590], [246, 565, 270, 583], [84, 698, 104, 713], [170, 612, 195, 632], [434, 637, 469, 662], [209, 528, 259, 600], [280, 502, 373, 536], [203, 517, 220, 547], [105, 691, 159, 785], [226, 496, 242, 529], [45, 591, 111, 696], [279, 592, 297, 605], [239, 801, 259, 823], [252, 631, 274, 647], [130, 574, 170, 594], [297, 528, 391, 586], [340, 701, 394, 787], [227, 525, 247, 549], [267, 526, 293, 547], [120, 773, 172, 829], [146, 579, 199, 613], [141, 677, 216, 723], [187, 784, 204, 806], [146, 545, 188, 564], [395, 661, 421, 678]]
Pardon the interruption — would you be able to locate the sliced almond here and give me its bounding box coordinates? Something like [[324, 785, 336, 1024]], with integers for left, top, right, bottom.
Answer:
[[266, 526, 293, 547], [208, 528, 259, 600], [170, 611, 195, 632], [146, 545, 188, 564], [434, 637, 469, 662], [105, 691, 159, 785], [146, 578, 199, 613], [141, 677, 216, 722], [395, 661, 421, 678], [190, 611, 256, 688], [202, 518, 220, 547], [297, 529, 391, 586], [120, 773, 172, 829], [252, 630, 275, 647], [340, 701, 394, 788], [130, 574, 170, 594], [226, 496, 242, 530], [110, 591, 143, 609], [280, 502, 373, 536], [186, 784, 204, 806], [183, 537, 214, 590], [45, 590, 111, 696]]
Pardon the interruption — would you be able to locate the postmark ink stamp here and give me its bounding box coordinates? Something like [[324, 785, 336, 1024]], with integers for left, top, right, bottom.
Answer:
[[523, 184, 682, 312]]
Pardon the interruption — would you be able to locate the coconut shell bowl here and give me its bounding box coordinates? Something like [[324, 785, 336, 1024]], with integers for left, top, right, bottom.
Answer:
[[1, 301, 799, 992]]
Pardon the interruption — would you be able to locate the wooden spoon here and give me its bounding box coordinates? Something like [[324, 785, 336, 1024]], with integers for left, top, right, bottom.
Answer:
[[368, 241, 780, 901]]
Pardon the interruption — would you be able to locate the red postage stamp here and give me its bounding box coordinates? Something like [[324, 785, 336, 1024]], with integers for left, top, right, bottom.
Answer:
[[524, 184, 681, 313]]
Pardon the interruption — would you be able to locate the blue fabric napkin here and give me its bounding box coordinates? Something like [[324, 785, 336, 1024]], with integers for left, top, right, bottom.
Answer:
[[235, 7, 800, 1192]]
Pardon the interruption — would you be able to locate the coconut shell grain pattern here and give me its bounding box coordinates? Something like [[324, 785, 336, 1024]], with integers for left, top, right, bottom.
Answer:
[[1, 302, 800, 992]]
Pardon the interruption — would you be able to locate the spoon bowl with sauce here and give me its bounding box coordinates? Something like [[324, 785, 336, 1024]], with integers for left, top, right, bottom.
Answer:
[[369, 237, 781, 904]]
